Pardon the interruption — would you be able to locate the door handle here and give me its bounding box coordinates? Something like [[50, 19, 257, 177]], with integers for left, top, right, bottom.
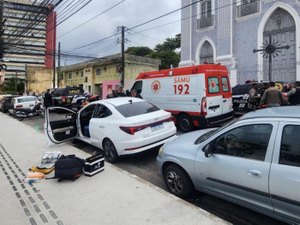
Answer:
[[247, 169, 262, 178], [223, 100, 227, 102], [99, 125, 104, 128]]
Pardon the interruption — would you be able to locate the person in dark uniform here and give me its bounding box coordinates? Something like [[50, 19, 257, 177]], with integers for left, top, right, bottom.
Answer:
[[43, 89, 52, 108]]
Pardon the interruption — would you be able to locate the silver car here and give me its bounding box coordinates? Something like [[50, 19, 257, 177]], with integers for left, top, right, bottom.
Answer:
[[157, 106, 300, 224]]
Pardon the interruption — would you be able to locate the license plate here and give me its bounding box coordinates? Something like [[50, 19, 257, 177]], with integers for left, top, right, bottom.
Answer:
[[151, 124, 164, 132]]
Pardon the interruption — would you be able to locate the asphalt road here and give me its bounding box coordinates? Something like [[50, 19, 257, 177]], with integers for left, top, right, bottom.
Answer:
[[19, 115, 288, 225]]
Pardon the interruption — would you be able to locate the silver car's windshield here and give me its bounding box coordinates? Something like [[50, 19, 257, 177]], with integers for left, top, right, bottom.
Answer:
[[195, 118, 239, 144]]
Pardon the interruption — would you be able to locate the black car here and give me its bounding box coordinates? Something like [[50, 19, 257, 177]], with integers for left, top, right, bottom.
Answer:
[[0, 95, 19, 113], [231, 81, 295, 115], [232, 82, 268, 115], [51, 86, 84, 108]]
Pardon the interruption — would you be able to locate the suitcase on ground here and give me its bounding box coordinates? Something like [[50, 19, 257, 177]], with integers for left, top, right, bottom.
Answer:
[[53, 155, 85, 181], [84, 153, 104, 176]]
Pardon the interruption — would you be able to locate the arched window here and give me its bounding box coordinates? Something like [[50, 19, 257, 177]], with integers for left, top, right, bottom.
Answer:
[[200, 41, 214, 64]]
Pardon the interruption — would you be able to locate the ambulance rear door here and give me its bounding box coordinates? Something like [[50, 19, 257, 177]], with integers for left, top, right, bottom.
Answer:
[[220, 76, 233, 115], [205, 76, 223, 118]]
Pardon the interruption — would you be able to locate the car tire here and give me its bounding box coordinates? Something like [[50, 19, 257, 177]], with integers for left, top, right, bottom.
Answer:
[[163, 164, 193, 198], [103, 138, 119, 163], [177, 114, 194, 132]]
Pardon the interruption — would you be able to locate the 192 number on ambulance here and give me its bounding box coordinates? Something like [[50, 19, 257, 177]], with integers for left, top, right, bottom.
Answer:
[[173, 84, 190, 95]]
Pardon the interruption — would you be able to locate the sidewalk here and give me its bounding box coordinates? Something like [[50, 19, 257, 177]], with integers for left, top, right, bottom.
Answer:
[[0, 113, 230, 225]]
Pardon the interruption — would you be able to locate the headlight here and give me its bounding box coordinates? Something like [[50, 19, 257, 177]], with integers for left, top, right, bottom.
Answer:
[[158, 146, 164, 156]]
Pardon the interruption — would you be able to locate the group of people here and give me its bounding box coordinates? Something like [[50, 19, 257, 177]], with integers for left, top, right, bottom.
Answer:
[[106, 87, 141, 99], [248, 81, 297, 110]]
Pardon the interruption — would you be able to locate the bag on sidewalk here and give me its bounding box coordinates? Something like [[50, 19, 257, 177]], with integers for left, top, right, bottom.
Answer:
[[47, 155, 85, 181]]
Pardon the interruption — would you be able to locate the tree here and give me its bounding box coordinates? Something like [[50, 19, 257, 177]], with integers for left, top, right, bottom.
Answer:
[[3, 77, 24, 94], [125, 46, 153, 57], [154, 34, 181, 52], [148, 51, 180, 70], [152, 34, 181, 69], [125, 34, 181, 70]]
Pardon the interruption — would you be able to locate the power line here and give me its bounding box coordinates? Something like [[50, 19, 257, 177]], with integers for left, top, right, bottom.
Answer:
[[62, 0, 238, 54], [58, 0, 125, 38], [61, 1, 197, 53]]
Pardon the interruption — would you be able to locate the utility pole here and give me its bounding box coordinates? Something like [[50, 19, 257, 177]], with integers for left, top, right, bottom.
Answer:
[[57, 42, 60, 88], [0, 0, 4, 61], [15, 72, 17, 94], [24, 64, 28, 94], [120, 26, 125, 87], [51, 6, 56, 88]]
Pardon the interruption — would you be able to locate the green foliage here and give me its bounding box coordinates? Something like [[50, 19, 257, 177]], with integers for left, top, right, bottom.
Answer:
[[154, 34, 181, 52], [2, 77, 25, 94], [148, 51, 180, 70], [125, 47, 153, 56], [125, 34, 181, 70]]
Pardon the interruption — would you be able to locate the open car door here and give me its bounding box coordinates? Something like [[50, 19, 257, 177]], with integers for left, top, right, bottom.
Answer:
[[45, 107, 78, 144]]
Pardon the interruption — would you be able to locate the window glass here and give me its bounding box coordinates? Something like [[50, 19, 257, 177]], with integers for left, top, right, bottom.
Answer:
[[208, 77, 220, 93], [279, 125, 300, 167], [222, 77, 229, 92], [93, 104, 112, 118], [131, 81, 143, 95], [116, 101, 160, 118], [81, 105, 96, 119], [17, 97, 37, 103], [213, 124, 272, 161]]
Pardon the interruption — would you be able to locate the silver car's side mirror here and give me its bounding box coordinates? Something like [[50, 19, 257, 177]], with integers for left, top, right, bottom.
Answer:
[[204, 144, 213, 158]]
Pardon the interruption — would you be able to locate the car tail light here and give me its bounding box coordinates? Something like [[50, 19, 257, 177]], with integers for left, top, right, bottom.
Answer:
[[120, 125, 147, 135], [15, 104, 23, 108], [61, 96, 67, 102], [120, 116, 173, 135], [201, 97, 207, 116]]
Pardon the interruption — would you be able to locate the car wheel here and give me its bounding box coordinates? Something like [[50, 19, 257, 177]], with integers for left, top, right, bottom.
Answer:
[[163, 165, 193, 198], [177, 114, 194, 132], [103, 139, 119, 163], [17, 116, 24, 121]]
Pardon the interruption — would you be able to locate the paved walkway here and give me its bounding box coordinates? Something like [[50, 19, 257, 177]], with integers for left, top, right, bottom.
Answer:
[[0, 113, 230, 225]]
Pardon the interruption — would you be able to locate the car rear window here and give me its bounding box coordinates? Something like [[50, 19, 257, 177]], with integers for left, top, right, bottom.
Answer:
[[17, 97, 37, 103], [116, 101, 160, 118], [52, 87, 84, 96], [232, 84, 252, 95]]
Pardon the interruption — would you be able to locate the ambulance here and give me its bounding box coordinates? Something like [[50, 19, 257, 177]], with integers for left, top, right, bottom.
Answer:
[[131, 64, 234, 132]]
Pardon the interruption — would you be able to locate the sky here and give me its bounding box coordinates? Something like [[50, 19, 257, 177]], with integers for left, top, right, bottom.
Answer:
[[56, 0, 181, 65]]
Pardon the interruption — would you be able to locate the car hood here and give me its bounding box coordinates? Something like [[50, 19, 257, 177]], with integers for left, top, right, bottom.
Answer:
[[163, 128, 216, 154]]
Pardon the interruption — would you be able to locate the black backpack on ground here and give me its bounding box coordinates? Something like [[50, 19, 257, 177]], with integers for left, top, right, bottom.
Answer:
[[49, 155, 85, 181]]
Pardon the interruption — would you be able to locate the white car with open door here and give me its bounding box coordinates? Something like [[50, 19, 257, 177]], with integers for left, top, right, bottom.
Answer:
[[45, 97, 177, 163]]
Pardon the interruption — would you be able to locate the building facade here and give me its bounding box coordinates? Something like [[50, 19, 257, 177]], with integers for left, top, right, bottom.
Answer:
[[0, 0, 56, 80], [60, 54, 160, 99], [181, 0, 300, 85]]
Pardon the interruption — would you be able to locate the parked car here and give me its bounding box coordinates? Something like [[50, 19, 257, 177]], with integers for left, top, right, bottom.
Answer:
[[0, 95, 18, 113], [157, 106, 300, 224], [51, 86, 84, 108], [7, 96, 39, 116], [45, 97, 177, 163], [232, 81, 289, 115]]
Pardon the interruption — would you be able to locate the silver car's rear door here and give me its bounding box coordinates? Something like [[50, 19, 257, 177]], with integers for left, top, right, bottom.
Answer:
[[269, 122, 300, 224]]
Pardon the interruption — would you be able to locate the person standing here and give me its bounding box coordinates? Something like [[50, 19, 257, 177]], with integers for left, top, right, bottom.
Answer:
[[248, 83, 260, 110], [260, 81, 284, 107], [43, 89, 52, 109], [116, 87, 126, 97]]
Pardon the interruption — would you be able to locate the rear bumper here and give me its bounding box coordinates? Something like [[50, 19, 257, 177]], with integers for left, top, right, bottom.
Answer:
[[192, 111, 234, 128], [115, 129, 177, 156]]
